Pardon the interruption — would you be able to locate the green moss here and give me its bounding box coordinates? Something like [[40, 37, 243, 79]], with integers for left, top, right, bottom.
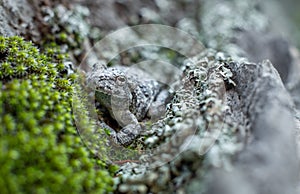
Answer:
[[0, 36, 114, 194]]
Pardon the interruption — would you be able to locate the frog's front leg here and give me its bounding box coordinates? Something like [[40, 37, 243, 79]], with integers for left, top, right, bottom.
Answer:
[[113, 124, 141, 146], [100, 122, 141, 146], [111, 109, 141, 146], [98, 108, 140, 146]]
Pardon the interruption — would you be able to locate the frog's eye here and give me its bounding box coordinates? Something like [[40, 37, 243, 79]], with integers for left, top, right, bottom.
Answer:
[[116, 75, 127, 85]]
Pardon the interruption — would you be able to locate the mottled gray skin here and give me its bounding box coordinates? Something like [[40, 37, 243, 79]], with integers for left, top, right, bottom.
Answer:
[[87, 64, 169, 146]]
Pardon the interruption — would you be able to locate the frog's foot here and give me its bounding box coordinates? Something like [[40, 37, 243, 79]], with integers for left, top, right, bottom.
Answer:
[[110, 124, 141, 146], [99, 119, 141, 146]]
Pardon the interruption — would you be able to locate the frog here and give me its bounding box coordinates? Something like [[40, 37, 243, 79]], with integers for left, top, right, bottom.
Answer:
[[86, 63, 171, 146]]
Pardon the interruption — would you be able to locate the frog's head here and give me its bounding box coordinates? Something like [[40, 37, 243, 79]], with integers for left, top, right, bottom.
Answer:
[[86, 65, 128, 96], [86, 64, 132, 113]]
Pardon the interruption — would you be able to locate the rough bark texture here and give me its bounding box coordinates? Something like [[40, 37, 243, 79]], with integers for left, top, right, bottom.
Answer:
[[200, 1, 300, 193], [208, 60, 298, 194], [1, 0, 300, 193]]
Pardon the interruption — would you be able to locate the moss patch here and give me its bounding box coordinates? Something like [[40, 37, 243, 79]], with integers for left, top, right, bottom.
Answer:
[[0, 36, 114, 194]]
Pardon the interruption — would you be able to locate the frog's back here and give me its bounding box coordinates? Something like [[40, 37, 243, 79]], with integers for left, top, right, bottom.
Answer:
[[115, 66, 161, 120]]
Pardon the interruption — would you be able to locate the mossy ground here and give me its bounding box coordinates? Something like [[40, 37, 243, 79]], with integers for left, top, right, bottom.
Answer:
[[0, 36, 114, 194]]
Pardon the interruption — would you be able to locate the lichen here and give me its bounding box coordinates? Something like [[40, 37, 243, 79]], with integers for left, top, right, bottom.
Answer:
[[41, 4, 90, 50], [0, 36, 114, 194]]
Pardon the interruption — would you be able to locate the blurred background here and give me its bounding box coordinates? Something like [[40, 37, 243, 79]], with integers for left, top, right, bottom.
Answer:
[[265, 0, 300, 49]]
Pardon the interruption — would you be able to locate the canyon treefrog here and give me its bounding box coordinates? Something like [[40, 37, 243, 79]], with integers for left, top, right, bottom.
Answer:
[[86, 64, 170, 146]]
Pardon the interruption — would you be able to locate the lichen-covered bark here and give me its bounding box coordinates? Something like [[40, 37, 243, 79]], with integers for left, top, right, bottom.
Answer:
[[200, 0, 299, 193], [206, 60, 298, 194], [201, 0, 300, 110]]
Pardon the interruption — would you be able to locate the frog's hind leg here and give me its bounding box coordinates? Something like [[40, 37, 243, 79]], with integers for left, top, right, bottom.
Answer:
[[147, 90, 173, 121]]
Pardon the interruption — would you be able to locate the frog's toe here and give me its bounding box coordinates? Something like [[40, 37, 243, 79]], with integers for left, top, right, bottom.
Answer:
[[116, 124, 141, 146]]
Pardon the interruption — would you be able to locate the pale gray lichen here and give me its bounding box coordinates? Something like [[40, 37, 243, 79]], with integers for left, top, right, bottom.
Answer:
[[39, 3, 91, 57]]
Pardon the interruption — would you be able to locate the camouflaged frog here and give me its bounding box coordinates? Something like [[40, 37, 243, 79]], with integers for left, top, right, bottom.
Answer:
[[86, 64, 171, 146]]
